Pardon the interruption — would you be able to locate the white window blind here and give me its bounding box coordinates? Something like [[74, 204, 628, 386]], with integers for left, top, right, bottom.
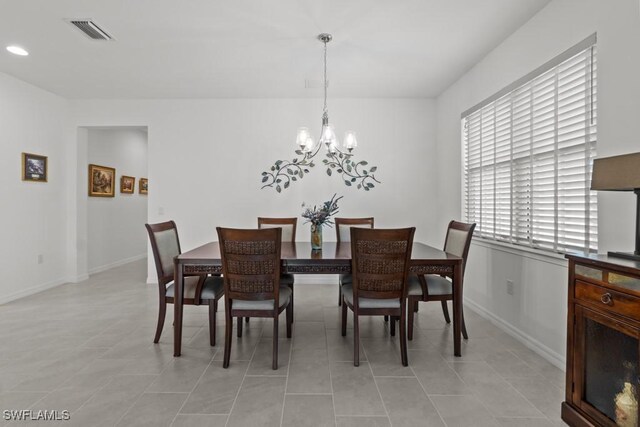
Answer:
[[463, 35, 597, 254]]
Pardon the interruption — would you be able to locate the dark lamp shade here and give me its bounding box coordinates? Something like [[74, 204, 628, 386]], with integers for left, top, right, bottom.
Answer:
[[591, 152, 640, 191]]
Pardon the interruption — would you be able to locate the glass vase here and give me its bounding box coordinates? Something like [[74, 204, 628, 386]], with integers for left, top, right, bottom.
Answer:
[[311, 223, 323, 250]]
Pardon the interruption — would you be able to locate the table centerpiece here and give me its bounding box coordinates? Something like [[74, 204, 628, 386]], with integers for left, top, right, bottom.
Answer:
[[301, 194, 342, 250]]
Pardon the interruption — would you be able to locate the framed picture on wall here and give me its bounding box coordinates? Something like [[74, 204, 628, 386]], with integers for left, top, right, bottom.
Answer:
[[88, 164, 116, 197], [120, 175, 135, 194], [22, 152, 48, 182], [139, 178, 148, 195]]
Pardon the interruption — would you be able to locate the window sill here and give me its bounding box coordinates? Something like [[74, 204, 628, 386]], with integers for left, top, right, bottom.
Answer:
[[471, 237, 570, 268]]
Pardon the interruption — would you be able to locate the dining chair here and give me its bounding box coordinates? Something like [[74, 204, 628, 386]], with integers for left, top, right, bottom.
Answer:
[[258, 217, 296, 323], [217, 227, 293, 370], [407, 220, 476, 341], [145, 221, 224, 346], [335, 217, 374, 306], [341, 227, 415, 366]]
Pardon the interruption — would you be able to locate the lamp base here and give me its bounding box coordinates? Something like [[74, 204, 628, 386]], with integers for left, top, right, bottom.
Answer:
[[608, 251, 640, 262]]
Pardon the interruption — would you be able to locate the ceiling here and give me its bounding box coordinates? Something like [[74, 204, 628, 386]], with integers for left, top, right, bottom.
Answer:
[[0, 0, 552, 99]]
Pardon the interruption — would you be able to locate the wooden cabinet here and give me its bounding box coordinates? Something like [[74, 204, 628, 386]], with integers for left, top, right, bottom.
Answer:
[[564, 254, 640, 426]]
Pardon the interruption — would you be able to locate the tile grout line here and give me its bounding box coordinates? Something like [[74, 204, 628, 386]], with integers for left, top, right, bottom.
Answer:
[[409, 354, 450, 427], [325, 313, 339, 427], [169, 345, 218, 427], [278, 311, 294, 427], [110, 361, 163, 427], [482, 349, 553, 421], [363, 323, 393, 426], [223, 317, 263, 427], [448, 358, 507, 423]]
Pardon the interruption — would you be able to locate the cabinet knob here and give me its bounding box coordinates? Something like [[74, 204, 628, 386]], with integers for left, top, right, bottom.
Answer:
[[600, 293, 613, 305]]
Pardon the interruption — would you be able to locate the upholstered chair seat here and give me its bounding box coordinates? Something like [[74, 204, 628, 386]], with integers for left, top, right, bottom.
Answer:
[[341, 284, 401, 309], [407, 275, 452, 296], [165, 276, 224, 300], [232, 287, 292, 310]]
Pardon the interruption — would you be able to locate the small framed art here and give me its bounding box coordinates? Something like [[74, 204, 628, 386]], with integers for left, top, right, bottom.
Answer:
[[22, 153, 47, 182], [88, 164, 116, 197], [139, 178, 148, 195], [120, 175, 135, 194]]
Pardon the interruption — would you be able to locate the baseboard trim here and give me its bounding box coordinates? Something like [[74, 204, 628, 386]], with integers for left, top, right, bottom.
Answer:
[[88, 253, 146, 275], [70, 274, 90, 283], [464, 297, 566, 370], [0, 277, 69, 305]]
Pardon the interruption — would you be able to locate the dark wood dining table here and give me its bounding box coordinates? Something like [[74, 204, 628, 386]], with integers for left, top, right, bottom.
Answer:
[[173, 241, 464, 357]]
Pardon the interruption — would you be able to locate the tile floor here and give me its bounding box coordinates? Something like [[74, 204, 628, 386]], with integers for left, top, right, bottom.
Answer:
[[0, 260, 566, 426]]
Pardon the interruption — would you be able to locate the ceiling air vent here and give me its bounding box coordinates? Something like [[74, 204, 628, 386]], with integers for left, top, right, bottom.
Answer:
[[68, 19, 113, 41]]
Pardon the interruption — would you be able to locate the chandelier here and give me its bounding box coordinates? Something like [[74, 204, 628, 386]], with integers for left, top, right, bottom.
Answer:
[[261, 33, 380, 193]]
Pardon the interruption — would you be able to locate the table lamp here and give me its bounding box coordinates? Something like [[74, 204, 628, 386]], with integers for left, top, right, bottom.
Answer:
[[591, 152, 640, 261]]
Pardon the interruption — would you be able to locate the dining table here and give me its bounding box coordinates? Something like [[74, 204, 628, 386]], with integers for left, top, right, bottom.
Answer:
[[172, 241, 464, 357]]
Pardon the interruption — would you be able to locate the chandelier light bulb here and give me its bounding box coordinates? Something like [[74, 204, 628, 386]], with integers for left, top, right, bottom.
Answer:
[[303, 137, 315, 153], [327, 140, 338, 154], [343, 131, 357, 151], [296, 127, 310, 148], [321, 124, 338, 147]]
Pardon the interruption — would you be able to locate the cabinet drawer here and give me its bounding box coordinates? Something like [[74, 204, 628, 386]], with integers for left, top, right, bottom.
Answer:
[[575, 280, 640, 321]]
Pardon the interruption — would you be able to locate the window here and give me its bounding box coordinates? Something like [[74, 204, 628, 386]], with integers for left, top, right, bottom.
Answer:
[[463, 35, 597, 254]]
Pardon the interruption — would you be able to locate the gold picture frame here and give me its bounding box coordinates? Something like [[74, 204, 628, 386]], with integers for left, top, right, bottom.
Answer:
[[120, 175, 135, 194], [89, 164, 116, 197], [139, 178, 148, 195], [22, 152, 48, 182]]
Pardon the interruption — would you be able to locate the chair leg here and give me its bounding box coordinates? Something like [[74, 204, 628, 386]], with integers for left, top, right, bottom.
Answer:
[[390, 314, 396, 336], [353, 311, 360, 367], [272, 316, 279, 370], [338, 285, 342, 306], [461, 309, 469, 340], [286, 303, 292, 339], [154, 298, 167, 343], [384, 315, 389, 322], [414, 300, 419, 312], [289, 283, 294, 323], [408, 297, 415, 341], [209, 300, 216, 346], [341, 297, 348, 337], [441, 300, 451, 324], [245, 317, 250, 323], [223, 309, 232, 368], [237, 316, 243, 338], [400, 302, 408, 366]]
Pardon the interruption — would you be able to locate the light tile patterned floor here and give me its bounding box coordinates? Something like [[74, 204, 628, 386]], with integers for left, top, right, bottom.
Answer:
[[0, 260, 566, 426]]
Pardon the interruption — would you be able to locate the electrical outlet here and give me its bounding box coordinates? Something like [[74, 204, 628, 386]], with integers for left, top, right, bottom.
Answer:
[[37, 254, 44, 264], [506, 279, 514, 295]]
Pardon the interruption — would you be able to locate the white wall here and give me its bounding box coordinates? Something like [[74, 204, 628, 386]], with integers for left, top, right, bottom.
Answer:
[[68, 98, 438, 282], [0, 71, 70, 303], [435, 0, 640, 366], [86, 128, 148, 273]]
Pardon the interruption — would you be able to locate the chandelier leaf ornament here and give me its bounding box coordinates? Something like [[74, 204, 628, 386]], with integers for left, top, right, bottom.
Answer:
[[260, 33, 381, 193]]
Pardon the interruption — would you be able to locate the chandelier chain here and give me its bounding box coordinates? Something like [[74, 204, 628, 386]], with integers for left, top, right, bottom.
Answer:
[[323, 39, 328, 115]]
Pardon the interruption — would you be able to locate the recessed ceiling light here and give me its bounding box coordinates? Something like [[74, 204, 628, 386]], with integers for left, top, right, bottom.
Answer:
[[6, 46, 29, 56]]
